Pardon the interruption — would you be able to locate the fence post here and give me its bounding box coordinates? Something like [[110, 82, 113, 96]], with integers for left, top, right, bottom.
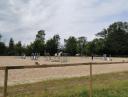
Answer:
[[3, 67, 8, 97], [89, 63, 93, 97]]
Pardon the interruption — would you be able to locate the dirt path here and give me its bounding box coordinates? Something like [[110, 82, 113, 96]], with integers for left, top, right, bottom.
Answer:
[[0, 56, 128, 86]]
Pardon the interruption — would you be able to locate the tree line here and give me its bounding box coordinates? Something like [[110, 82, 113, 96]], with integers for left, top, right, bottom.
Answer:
[[0, 21, 128, 56]]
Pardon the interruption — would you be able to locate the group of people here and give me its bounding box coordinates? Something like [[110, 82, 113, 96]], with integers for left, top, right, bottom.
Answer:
[[31, 53, 40, 60], [44, 52, 68, 63], [21, 53, 40, 60], [91, 54, 112, 61]]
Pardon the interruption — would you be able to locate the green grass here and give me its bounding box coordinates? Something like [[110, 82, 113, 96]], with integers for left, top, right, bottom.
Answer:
[[0, 71, 128, 97]]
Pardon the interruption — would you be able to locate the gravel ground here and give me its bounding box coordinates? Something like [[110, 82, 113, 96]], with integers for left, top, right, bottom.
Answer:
[[0, 56, 128, 86]]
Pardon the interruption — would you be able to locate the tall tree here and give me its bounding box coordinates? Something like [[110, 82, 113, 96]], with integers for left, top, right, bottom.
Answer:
[[64, 36, 77, 56], [15, 41, 23, 56], [53, 34, 60, 52], [85, 41, 95, 56], [46, 34, 60, 55], [92, 38, 105, 55], [0, 34, 2, 41], [106, 22, 128, 55], [0, 42, 6, 55], [0, 34, 6, 55], [9, 38, 14, 49], [36, 30, 45, 42], [96, 29, 108, 39], [8, 38, 15, 55], [96, 22, 128, 55], [32, 30, 46, 55], [77, 36, 87, 55]]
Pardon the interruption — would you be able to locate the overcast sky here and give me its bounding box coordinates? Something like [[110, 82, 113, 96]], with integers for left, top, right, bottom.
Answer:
[[0, 0, 128, 45]]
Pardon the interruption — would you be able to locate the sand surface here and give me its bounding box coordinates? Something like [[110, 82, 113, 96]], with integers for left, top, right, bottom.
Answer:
[[0, 56, 128, 86]]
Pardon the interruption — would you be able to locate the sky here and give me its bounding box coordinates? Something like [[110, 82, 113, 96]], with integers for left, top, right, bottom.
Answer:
[[0, 0, 128, 45]]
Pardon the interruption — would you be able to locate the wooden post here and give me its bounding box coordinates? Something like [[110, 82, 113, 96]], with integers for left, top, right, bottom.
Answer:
[[3, 67, 8, 97], [89, 63, 93, 97]]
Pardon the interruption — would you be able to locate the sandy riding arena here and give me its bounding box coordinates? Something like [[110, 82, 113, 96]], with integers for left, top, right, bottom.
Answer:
[[0, 56, 128, 86]]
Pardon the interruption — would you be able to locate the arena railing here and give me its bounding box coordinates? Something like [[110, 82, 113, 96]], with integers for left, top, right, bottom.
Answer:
[[0, 61, 128, 97]]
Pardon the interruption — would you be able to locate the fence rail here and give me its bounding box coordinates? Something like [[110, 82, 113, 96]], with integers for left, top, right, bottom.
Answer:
[[0, 61, 128, 70], [0, 61, 128, 97]]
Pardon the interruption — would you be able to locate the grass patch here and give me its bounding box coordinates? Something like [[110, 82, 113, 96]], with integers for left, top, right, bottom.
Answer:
[[0, 72, 128, 97]]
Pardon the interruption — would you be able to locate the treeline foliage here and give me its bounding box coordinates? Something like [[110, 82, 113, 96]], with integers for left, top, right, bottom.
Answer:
[[0, 21, 128, 56], [96, 22, 128, 56]]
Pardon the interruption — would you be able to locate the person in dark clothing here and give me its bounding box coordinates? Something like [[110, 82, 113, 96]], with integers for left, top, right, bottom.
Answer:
[[91, 55, 93, 61]]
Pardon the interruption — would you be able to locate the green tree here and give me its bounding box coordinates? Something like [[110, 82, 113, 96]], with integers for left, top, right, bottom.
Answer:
[[0, 42, 6, 55], [26, 43, 33, 56], [0, 34, 2, 41], [64, 36, 77, 56], [106, 22, 128, 55], [46, 34, 60, 55], [31, 30, 46, 55], [53, 34, 60, 52], [92, 38, 106, 55], [96, 22, 128, 56], [96, 29, 108, 39], [36, 30, 45, 41], [77, 37, 87, 56], [15, 41, 23, 56], [8, 38, 15, 55], [85, 41, 95, 56], [46, 39, 55, 55], [0, 34, 6, 55]]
